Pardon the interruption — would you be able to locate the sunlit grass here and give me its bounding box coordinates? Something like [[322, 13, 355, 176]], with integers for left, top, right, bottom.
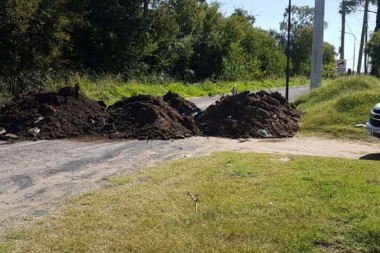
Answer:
[[34, 73, 309, 106], [3, 152, 380, 253], [295, 76, 380, 141]]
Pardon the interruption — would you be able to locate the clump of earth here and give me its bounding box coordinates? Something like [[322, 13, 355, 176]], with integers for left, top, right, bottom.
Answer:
[[196, 90, 302, 138], [0, 87, 301, 141], [0, 87, 107, 141], [106, 92, 200, 140], [0, 88, 201, 141]]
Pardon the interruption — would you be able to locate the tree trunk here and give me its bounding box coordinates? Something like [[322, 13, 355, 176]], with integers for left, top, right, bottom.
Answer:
[[143, 0, 149, 19]]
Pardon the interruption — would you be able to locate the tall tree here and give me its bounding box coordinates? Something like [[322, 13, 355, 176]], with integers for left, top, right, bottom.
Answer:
[[279, 5, 328, 76], [0, 0, 83, 92], [376, 0, 380, 31]]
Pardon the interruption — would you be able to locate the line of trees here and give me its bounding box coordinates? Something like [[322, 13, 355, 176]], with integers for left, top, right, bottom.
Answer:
[[0, 0, 338, 93]]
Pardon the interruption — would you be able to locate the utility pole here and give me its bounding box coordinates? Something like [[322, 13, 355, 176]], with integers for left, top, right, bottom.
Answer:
[[285, 0, 291, 101], [357, 0, 369, 74], [364, 21, 368, 74], [310, 0, 325, 89], [340, 0, 346, 60]]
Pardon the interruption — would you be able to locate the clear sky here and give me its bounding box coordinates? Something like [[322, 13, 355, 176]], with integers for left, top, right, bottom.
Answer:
[[215, 0, 377, 73]]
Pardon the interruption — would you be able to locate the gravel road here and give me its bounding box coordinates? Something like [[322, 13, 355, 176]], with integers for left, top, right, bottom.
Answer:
[[1, 135, 379, 233]]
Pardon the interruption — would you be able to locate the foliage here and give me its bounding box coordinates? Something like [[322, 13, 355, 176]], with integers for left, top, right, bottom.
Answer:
[[278, 5, 331, 77], [30, 73, 305, 106], [0, 0, 80, 92], [3, 152, 380, 252], [280, 5, 315, 35], [341, 0, 377, 14], [289, 27, 336, 77], [368, 30, 380, 76], [0, 0, 337, 94]]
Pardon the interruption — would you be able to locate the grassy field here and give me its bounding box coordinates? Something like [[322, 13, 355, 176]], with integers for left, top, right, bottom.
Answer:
[[67, 75, 309, 106], [2, 152, 380, 253], [2, 75, 380, 252], [0, 74, 309, 106], [295, 76, 380, 141]]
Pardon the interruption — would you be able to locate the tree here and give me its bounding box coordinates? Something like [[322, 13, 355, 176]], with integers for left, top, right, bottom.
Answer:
[[279, 5, 329, 76], [375, 0, 380, 31], [220, 10, 286, 80], [71, 0, 146, 72], [280, 5, 315, 35], [0, 0, 83, 92], [368, 30, 380, 76], [291, 27, 335, 77]]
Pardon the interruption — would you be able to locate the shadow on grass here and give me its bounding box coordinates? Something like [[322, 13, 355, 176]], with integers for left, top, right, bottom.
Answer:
[[359, 153, 380, 161]]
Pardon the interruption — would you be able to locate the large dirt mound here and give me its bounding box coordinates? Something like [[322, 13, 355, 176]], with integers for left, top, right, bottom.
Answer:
[[0, 87, 107, 140], [196, 90, 301, 138], [107, 93, 199, 140], [0, 88, 201, 141], [0, 87, 301, 141]]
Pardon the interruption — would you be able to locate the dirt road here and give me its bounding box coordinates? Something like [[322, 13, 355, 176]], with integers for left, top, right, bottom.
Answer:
[[1, 136, 380, 233]]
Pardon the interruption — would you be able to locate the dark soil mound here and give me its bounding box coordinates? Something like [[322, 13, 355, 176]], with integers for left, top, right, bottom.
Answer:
[[107, 93, 199, 140], [0, 86, 301, 142], [0, 87, 107, 140], [196, 90, 302, 138]]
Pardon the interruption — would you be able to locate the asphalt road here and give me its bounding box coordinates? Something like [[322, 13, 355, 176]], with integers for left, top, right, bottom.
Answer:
[[188, 85, 310, 110]]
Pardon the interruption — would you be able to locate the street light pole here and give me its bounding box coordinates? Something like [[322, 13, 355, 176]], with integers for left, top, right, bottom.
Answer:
[[345, 32, 356, 74]]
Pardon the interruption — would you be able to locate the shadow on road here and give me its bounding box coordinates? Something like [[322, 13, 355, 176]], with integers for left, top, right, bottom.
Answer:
[[359, 153, 380, 161]]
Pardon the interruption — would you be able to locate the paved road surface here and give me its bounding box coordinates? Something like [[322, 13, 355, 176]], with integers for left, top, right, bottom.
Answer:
[[188, 85, 310, 110]]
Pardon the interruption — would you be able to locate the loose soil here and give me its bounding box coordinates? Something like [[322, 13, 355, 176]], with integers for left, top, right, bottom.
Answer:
[[197, 90, 301, 138], [106, 92, 199, 140], [1, 86, 378, 237], [0, 86, 301, 141], [0, 87, 107, 140]]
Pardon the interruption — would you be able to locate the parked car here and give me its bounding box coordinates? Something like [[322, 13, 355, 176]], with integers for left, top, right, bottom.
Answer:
[[366, 103, 380, 139]]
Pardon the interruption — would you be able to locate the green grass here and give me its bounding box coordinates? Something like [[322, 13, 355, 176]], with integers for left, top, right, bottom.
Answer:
[[2, 152, 380, 253], [71, 75, 307, 106], [0, 73, 306, 106], [294, 76, 380, 141], [2, 75, 380, 252]]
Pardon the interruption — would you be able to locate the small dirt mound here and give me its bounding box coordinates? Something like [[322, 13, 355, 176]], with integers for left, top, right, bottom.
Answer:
[[196, 91, 302, 138], [107, 93, 199, 140], [0, 87, 107, 140]]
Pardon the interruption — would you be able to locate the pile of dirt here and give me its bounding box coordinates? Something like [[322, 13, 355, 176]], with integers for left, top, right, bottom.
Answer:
[[196, 90, 302, 138], [0, 88, 201, 141], [107, 92, 199, 140], [0, 87, 108, 140], [0, 87, 302, 141]]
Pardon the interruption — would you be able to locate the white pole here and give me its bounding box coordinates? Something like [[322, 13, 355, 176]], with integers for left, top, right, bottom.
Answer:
[[310, 0, 325, 89], [345, 32, 356, 74]]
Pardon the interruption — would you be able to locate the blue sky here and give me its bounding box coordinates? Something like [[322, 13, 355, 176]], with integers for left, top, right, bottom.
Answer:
[[215, 0, 377, 72]]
